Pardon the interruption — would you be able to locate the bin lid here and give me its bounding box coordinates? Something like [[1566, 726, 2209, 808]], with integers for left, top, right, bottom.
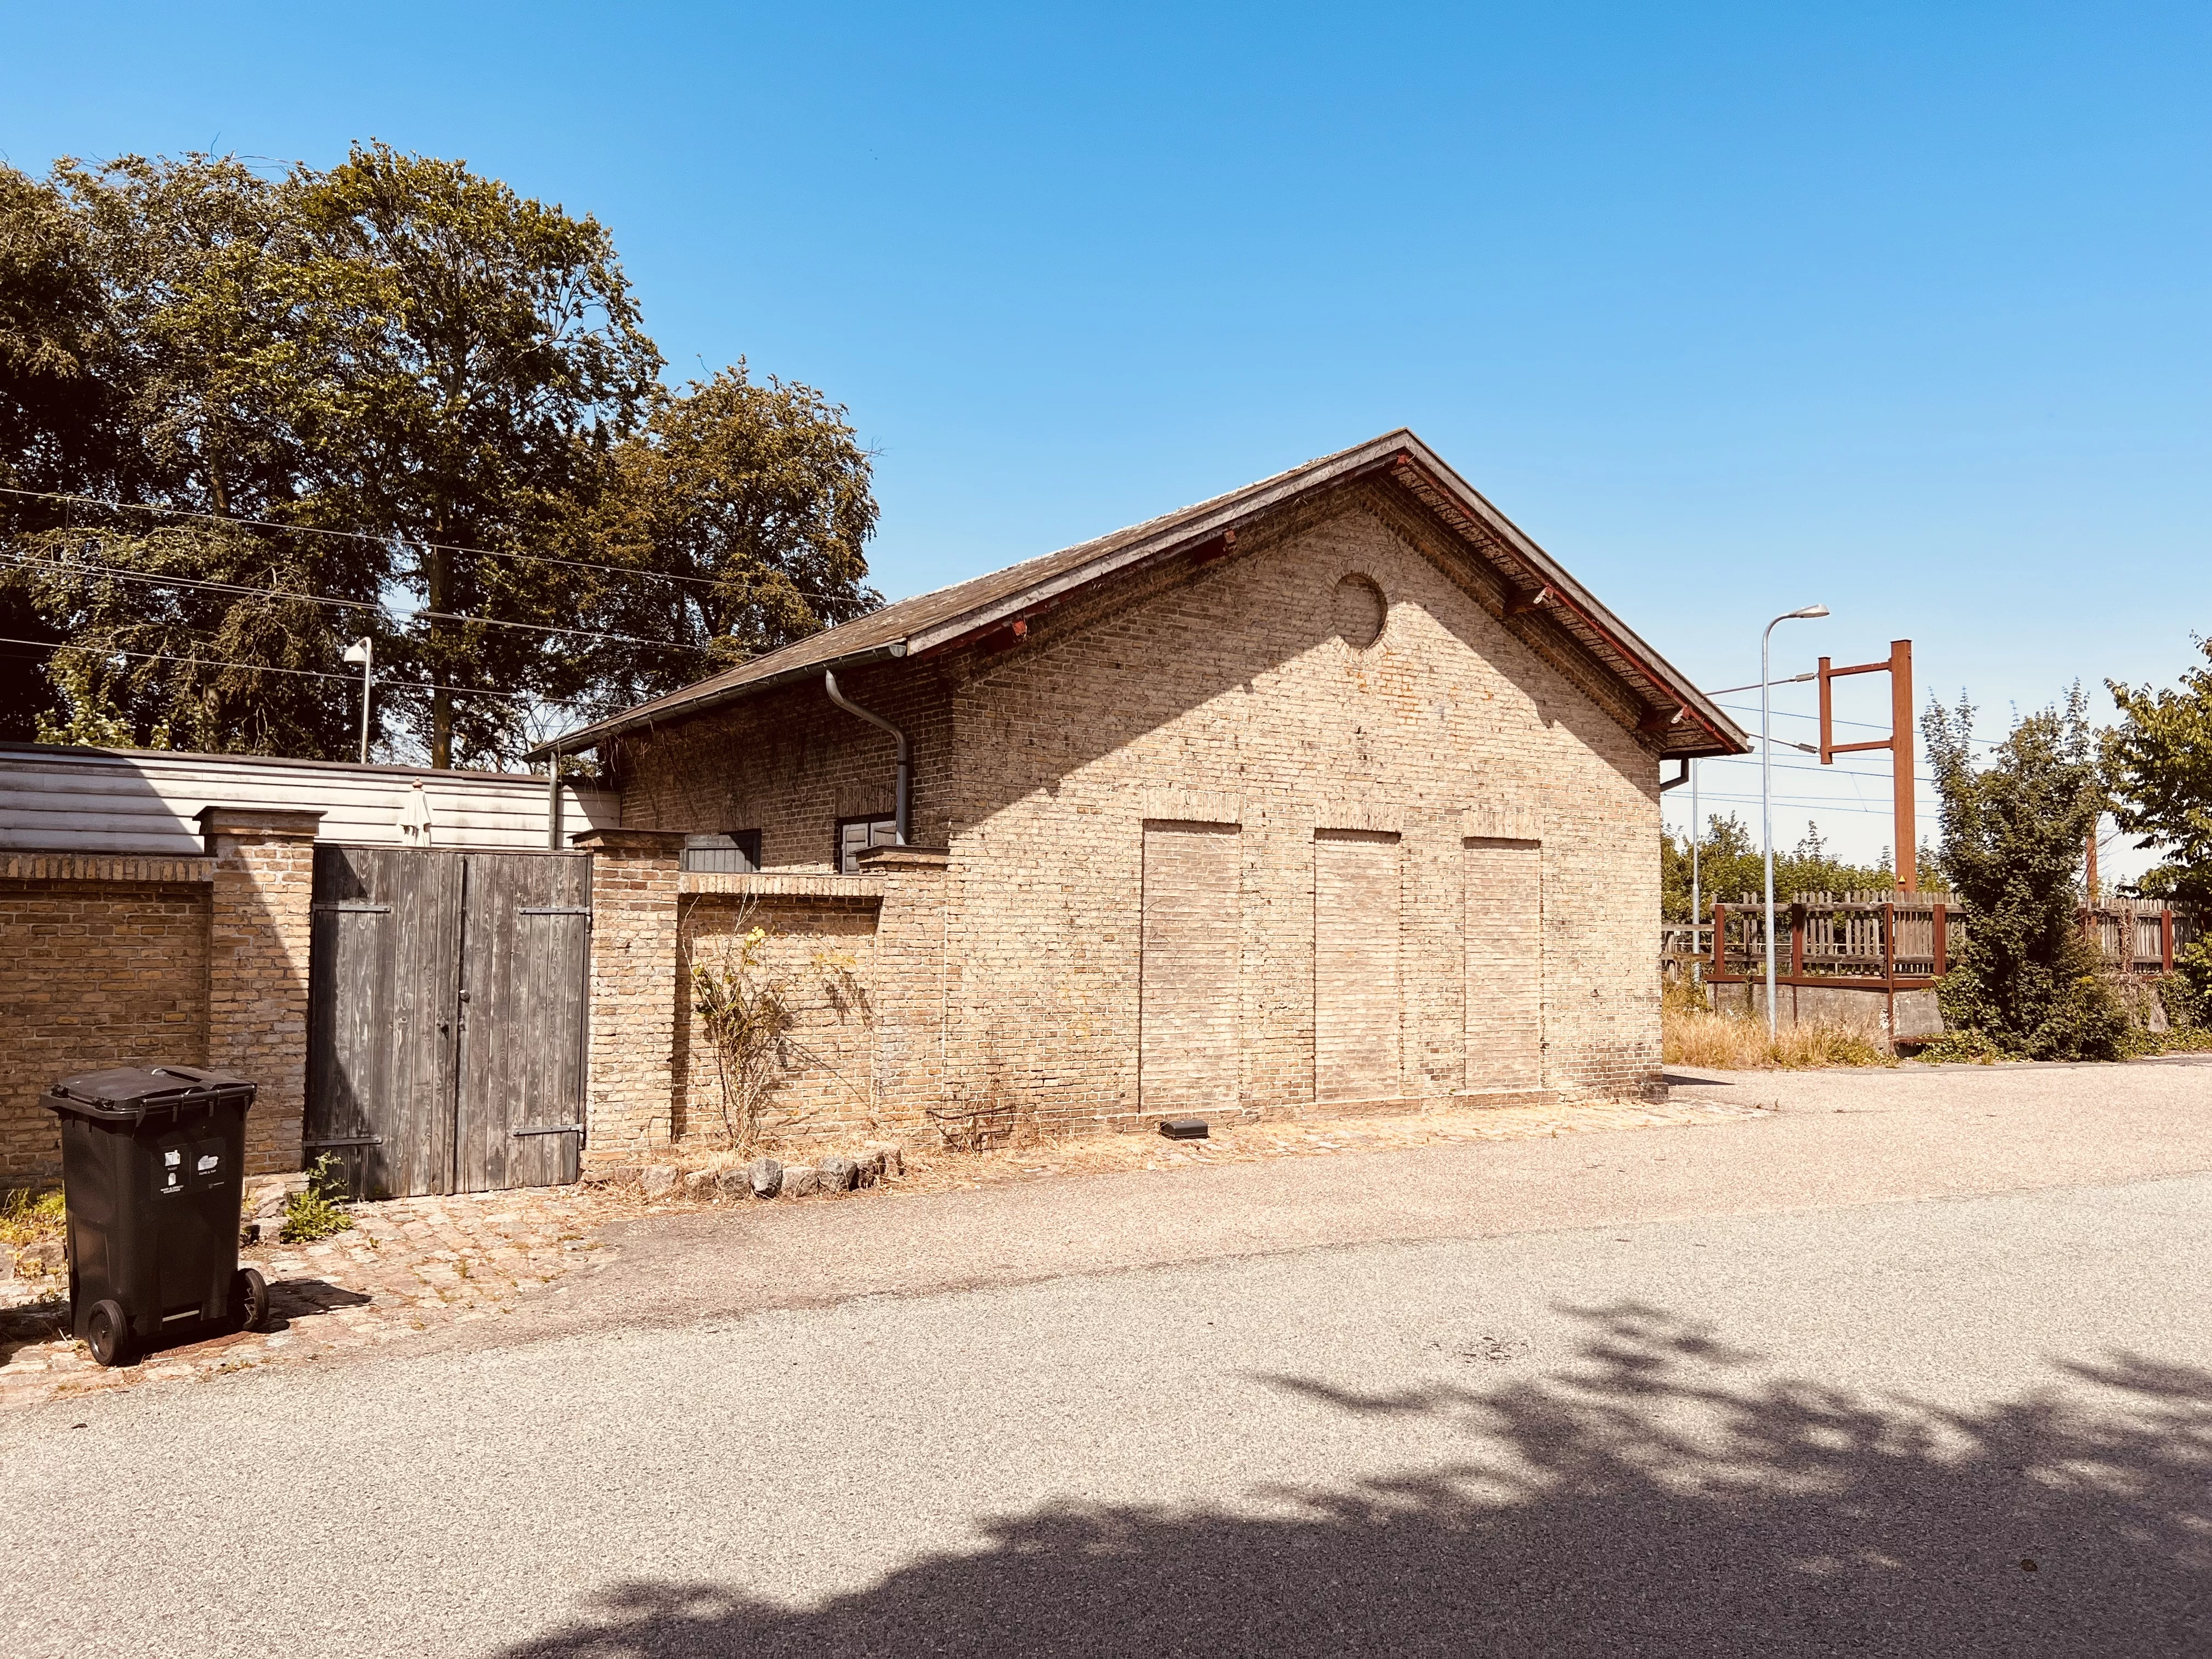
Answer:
[[43, 1064, 256, 1121]]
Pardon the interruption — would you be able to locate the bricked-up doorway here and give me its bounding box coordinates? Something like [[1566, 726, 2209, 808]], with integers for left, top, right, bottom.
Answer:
[[1314, 829, 1403, 1103], [1464, 837, 1542, 1090], [306, 846, 591, 1198], [1138, 821, 1241, 1116]]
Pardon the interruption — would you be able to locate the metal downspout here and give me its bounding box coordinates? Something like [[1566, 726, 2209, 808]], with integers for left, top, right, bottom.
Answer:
[[824, 670, 910, 845], [546, 743, 563, 851]]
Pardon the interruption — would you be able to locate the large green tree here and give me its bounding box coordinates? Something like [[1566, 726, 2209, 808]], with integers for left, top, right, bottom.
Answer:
[[1923, 687, 2126, 1059], [0, 162, 100, 727], [3, 145, 874, 766], [574, 364, 880, 717], [0, 154, 367, 752], [289, 142, 664, 766], [2104, 640, 2212, 1023]]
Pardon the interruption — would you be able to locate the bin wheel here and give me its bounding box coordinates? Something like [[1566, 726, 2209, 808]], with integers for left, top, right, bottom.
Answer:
[[234, 1268, 270, 1334], [86, 1300, 132, 1368]]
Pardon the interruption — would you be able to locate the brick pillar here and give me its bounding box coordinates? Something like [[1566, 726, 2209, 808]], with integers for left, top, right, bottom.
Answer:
[[574, 828, 686, 1169], [197, 806, 322, 1175], [856, 844, 949, 1138]]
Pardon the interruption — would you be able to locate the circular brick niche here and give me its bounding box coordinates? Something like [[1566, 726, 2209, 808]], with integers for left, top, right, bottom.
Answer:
[[1333, 572, 1387, 650]]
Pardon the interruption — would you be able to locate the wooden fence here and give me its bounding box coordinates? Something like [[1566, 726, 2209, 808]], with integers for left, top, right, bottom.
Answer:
[[1690, 890, 2196, 990]]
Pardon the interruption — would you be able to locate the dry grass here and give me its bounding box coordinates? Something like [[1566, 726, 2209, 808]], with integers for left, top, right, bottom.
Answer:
[[1663, 1005, 1893, 1070]]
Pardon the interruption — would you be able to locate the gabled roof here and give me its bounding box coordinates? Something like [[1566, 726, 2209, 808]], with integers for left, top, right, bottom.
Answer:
[[531, 430, 1748, 760]]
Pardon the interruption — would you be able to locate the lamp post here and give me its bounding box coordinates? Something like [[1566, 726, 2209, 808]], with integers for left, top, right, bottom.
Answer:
[[343, 637, 373, 764], [1763, 605, 1830, 1034]]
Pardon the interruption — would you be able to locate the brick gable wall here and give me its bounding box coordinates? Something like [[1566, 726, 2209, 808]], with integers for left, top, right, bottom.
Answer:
[[608, 489, 1662, 1147]]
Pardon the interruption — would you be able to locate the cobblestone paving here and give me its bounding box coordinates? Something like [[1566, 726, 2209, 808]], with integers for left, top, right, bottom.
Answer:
[[0, 1185, 628, 1410], [0, 1093, 1765, 1409]]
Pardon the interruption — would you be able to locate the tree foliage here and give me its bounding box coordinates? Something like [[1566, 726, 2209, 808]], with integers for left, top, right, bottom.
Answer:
[[290, 142, 663, 765], [576, 364, 879, 717], [1923, 687, 2126, 1059], [0, 146, 881, 766], [1661, 814, 1911, 923], [2104, 639, 2212, 1024], [2104, 637, 2212, 910]]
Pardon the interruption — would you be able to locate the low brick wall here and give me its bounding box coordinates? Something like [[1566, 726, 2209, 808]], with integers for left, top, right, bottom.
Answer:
[[0, 822, 318, 1188], [0, 855, 216, 1184], [678, 885, 884, 1148]]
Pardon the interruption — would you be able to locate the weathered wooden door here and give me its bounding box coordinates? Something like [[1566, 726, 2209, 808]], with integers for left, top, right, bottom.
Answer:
[[453, 853, 591, 1192], [307, 847, 590, 1197]]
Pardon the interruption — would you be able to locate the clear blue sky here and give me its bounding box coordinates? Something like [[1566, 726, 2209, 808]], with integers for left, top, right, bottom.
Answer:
[[8, 2, 2207, 875]]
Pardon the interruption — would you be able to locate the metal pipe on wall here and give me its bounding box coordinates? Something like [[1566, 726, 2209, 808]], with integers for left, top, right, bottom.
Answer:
[[824, 669, 911, 846], [545, 743, 563, 851]]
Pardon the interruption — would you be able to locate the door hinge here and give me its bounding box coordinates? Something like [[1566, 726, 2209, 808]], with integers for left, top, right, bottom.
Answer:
[[313, 903, 391, 914], [518, 906, 591, 917], [302, 1135, 385, 1147]]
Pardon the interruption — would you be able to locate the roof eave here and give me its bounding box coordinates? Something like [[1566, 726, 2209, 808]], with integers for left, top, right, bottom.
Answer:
[[524, 641, 910, 762], [527, 426, 1753, 763]]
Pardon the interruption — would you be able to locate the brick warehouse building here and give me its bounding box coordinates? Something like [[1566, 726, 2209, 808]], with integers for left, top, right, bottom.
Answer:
[[538, 430, 1748, 1167]]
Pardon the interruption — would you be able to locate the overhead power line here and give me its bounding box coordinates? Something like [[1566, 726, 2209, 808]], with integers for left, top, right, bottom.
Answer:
[[1696, 753, 1943, 788], [1713, 699, 2002, 749], [1672, 789, 1926, 819], [0, 483, 727, 593], [0, 548, 696, 651], [0, 634, 539, 701]]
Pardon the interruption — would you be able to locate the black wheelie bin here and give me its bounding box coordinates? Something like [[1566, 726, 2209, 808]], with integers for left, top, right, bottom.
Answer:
[[41, 1064, 271, 1367]]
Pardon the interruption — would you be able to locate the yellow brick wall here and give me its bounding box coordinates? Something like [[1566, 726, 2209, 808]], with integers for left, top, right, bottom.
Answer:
[[0, 868, 212, 1184], [612, 488, 1664, 1148], [678, 891, 882, 1147]]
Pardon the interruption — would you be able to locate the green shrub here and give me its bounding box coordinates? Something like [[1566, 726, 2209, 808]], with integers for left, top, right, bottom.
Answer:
[[1923, 690, 2129, 1061], [1912, 1028, 2003, 1065], [2158, 940, 2212, 1031], [278, 1155, 356, 1244], [0, 1186, 65, 1249]]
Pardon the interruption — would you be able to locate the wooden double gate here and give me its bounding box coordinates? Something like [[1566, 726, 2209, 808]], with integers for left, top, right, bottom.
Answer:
[[306, 846, 591, 1198]]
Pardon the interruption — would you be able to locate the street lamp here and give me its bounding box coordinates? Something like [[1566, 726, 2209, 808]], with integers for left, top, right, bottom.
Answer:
[[343, 637, 373, 764], [1763, 605, 1829, 1035]]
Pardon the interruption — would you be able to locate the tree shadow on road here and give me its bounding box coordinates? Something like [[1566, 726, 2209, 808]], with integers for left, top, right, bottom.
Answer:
[[500, 1302, 2210, 1656]]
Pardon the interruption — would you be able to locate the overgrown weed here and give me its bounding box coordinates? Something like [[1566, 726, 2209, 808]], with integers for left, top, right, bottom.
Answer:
[[0, 1187, 65, 1250], [278, 1155, 356, 1244]]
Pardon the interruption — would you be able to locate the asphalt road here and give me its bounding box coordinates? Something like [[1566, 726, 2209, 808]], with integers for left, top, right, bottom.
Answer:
[[4, 1060, 2209, 1656]]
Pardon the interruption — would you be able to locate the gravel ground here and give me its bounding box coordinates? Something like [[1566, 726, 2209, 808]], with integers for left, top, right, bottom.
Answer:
[[0, 1058, 2205, 1656]]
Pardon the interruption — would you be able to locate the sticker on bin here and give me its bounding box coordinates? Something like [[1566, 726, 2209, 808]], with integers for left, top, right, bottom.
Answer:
[[161, 1148, 184, 1193], [197, 1154, 220, 1173]]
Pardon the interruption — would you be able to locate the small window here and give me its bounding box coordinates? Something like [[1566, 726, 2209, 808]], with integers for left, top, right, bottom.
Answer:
[[683, 831, 762, 873], [837, 816, 898, 873]]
